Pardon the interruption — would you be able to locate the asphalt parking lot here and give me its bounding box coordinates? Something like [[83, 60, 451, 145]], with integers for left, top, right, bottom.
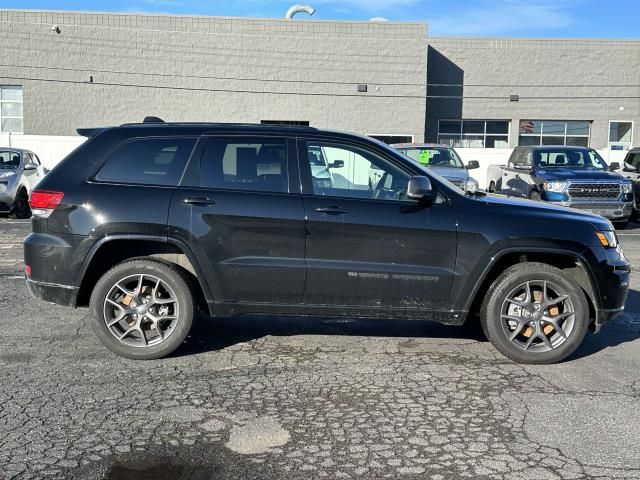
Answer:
[[1, 219, 639, 480]]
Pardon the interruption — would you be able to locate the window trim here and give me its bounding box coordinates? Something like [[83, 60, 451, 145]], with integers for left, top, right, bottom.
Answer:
[[0, 85, 24, 134], [518, 120, 591, 147], [437, 119, 510, 149], [608, 120, 634, 151], [89, 135, 199, 188]]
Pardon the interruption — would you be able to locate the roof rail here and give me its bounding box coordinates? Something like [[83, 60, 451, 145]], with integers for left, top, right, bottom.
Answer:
[[142, 116, 165, 124]]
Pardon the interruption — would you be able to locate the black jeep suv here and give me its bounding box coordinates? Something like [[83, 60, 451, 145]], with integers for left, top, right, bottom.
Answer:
[[24, 119, 630, 364]]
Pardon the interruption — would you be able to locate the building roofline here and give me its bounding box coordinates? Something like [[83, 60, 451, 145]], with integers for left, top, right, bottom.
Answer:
[[428, 35, 640, 43], [0, 8, 427, 27]]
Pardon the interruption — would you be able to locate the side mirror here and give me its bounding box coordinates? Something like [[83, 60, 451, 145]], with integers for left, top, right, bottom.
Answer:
[[23, 164, 37, 171], [609, 162, 620, 171], [407, 176, 435, 202], [466, 160, 480, 170], [623, 163, 638, 173], [329, 160, 344, 169]]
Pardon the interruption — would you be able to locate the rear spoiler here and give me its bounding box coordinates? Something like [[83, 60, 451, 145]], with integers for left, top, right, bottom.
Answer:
[[76, 127, 108, 138]]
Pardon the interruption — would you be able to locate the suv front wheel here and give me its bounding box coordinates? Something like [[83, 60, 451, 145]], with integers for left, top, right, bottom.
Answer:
[[481, 262, 589, 364], [90, 259, 194, 360]]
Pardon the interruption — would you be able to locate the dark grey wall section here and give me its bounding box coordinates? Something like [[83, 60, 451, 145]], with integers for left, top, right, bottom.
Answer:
[[426, 37, 640, 148]]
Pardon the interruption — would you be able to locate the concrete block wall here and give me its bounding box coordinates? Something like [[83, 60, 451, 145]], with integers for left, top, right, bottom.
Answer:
[[0, 10, 428, 140], [426, 37, 640, 150]]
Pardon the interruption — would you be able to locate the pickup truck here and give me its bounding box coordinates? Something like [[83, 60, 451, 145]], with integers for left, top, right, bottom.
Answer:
[[619, 147, 640, 218], [487, 146, 634, 227]]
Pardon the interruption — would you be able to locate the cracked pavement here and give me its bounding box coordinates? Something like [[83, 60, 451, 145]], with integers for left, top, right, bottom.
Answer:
[[1, 218, 639, 479]]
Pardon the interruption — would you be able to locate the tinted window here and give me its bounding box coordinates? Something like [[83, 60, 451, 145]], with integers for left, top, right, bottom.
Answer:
[[200, 138, 288, 193], [305, 142, 410, 201], [626, 153, 640, 170], [96, 138, 195, 186], [0, 150, 20, 169]]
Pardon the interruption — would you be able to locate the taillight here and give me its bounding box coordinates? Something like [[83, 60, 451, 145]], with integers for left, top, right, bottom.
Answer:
[[29, 190, 64, 218], [25, 265, 32, 277]]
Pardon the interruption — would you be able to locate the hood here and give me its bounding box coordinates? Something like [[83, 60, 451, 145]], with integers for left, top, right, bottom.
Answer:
[[536, 168, 623, 182], [478, 192, 612, 230], [428, 166, 468, 182]]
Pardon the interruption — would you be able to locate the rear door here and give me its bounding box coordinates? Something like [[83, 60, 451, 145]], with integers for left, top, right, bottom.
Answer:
[[299, 137, 457, 312], [168, 135, 306, 306]]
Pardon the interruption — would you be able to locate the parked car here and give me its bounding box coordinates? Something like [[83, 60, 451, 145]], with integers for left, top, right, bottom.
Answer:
[[25, 119, 630, 364], [391, 143, 480, 192], [0, 148, 48, 218], [619, 147, 640, 218], [486, 146, 634, 228]]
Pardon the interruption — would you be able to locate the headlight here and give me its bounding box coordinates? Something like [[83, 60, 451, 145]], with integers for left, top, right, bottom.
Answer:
[[0, 171, 15, 180], [543, 181, 568, 193], [596, 231, 618, 248], [465, 178, 479, 194], [622, 182, 633, 194]]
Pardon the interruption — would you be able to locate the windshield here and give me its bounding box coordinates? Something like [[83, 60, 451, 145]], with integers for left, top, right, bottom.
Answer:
[[0, 151, 20, 170], [535, 149, 606, 169], [398, 147, 464, 169]]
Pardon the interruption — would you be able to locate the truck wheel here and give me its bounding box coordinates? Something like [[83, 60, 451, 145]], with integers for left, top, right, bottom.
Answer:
[[11, 189, 31, 219], [613, 220, 628, 230], [488, 181, 496, 193], [89, 259, 194, 360], [481, 262, 589, 364]]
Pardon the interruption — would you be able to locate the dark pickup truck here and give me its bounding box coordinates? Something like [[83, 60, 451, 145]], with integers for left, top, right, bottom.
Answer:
[[487, 146, 634, 227]]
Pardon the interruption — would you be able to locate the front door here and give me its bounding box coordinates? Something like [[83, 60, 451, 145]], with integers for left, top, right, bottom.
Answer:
[[299, 139, 457, 312], [168, 136, 307, 306]]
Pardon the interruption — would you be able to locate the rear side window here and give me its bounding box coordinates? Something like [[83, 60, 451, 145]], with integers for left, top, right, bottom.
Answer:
[[200, 137, 288, 193], [95, 138, 196, 186]]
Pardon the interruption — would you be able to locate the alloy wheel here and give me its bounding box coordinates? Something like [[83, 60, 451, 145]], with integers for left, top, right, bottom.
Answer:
[[103, 274, 179, 348], [500, 280, 575, 352]]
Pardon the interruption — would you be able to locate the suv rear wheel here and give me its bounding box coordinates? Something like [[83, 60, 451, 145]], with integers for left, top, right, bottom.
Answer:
[[481, 262, 589, 364], [89, 259, 194, 360]]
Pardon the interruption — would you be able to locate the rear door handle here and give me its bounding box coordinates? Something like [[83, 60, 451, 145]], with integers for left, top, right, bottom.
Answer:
[[182, 197, 216, 206], [315, 206, 348, 215]]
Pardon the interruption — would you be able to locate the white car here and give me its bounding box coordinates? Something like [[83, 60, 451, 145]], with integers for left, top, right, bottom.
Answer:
[[0, 148, 49, 218]]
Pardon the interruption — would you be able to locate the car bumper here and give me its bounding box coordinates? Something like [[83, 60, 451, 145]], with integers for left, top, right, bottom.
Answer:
[[551, 201, 633, 220], [25, 276, 78, 307], [589, 245, 630, 332]]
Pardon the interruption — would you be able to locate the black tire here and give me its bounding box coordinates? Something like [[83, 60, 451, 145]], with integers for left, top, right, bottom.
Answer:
[[488, 181, 496, 193], [480, 262, 589, 364], [11, 189, 31, 219], [613, 220, 628, 230], [89, 259, 194, 360]]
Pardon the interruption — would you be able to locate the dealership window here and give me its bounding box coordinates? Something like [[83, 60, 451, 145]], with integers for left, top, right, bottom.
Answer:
[[367, 134, 414, 145], [518, 120, 591, 147], [0, 86, 23, 133], [437, 120, 509, 148], [609, 121, 633, 150]]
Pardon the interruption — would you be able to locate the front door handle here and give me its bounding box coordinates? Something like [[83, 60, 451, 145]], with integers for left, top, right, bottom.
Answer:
[[315, 206, 348, 215], [182, 197, 216, 206]]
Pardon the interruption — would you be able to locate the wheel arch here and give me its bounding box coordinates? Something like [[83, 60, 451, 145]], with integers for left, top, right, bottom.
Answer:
[[464, 248, 599, 326], [76, 236, 213, 314]]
